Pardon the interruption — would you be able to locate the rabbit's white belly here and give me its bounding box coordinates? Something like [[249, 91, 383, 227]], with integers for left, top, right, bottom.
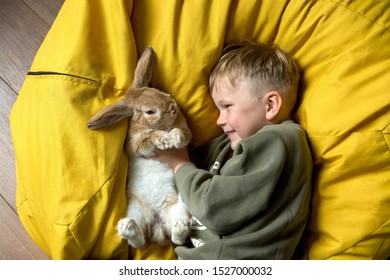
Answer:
[[127, 157, 177, 209]]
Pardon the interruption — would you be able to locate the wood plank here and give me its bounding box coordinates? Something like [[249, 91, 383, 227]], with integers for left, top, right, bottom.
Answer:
[[0, 195, 50, 259], [0, 0, 52, 92], [23, 0, 64, 26], [0, 78, 17, 211]]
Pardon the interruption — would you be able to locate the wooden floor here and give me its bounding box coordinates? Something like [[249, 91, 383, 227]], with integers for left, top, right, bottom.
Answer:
[[0, 0, 64, 260]]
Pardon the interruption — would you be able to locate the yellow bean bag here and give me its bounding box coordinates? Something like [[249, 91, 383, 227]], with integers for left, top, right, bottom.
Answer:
[[10, 0, 390, 259]]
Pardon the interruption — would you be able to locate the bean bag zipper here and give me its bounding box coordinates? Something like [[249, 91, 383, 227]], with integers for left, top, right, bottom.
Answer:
[[27, 71, 98, 83]]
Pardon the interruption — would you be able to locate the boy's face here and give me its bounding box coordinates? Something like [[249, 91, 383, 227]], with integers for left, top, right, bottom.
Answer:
[[212, 79, 270, 150]]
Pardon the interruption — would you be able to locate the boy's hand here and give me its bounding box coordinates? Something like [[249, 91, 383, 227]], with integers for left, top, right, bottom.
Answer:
[[149, 147, 190, 174]]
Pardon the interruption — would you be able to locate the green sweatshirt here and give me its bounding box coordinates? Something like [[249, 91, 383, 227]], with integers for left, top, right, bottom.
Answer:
[[174, 120, 312, 259]]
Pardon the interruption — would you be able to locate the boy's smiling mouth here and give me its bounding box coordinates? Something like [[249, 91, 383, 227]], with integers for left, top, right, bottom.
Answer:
[[226, 130, 235, 136]]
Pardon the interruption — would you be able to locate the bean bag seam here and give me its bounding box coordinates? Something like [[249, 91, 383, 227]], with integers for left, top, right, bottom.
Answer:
[[335, 218, 390, 259], [381, 122, 390, 155], [318, 0, 389, 31], [68, 170, 119, 257]]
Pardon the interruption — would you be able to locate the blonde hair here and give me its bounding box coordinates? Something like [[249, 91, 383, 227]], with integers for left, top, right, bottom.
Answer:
[[210, 41, 300, 114]]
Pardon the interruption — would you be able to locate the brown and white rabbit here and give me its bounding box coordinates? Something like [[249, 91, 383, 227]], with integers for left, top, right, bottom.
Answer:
[[86, 46, 191, 248]]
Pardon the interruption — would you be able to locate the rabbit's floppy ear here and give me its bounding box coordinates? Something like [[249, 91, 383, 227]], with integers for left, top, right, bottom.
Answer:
[[86, 99, 133, 129], [132, 45, 155, 88]]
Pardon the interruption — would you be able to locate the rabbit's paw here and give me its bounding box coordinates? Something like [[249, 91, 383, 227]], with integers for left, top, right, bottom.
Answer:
[[153, 131, 175, 150], [169, 128, 186, 148], [118, 217, 145, 248], [171, 219, 191, 245]]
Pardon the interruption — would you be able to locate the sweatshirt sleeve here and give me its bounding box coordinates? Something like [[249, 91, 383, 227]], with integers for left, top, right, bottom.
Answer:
[[175, 131, 288, 236]]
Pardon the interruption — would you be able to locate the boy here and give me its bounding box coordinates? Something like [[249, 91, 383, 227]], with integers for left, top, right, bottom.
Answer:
[[153, 41, 312, 259]]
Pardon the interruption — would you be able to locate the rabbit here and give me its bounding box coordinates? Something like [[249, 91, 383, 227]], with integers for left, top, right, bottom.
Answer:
[[86, 46, 192, 248]]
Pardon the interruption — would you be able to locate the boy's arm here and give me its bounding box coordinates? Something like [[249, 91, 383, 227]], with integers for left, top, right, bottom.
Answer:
[[175, 131, 288, 236], [150, 133, 227, 174]]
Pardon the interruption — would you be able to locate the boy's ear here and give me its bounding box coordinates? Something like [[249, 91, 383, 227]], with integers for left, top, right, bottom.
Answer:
[[265, 91, 283, 121]]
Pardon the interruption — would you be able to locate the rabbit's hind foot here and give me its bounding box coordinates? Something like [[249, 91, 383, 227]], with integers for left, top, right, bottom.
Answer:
[[118, 217, 145, 248]]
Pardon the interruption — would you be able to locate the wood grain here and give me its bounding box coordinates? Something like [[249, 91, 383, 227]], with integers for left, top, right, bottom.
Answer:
[[0, 78, 17, 212], [23, 0, 64, 26]]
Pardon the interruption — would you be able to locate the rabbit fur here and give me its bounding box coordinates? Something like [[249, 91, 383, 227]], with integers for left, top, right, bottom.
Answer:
[[86, 46, 191, 248]]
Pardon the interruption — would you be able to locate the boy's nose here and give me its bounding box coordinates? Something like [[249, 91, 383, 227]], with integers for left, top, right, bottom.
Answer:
[[216, 113, 225, 127]]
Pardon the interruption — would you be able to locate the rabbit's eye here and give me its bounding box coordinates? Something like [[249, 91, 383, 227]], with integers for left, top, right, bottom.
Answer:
[[144, 110, 156, 115]]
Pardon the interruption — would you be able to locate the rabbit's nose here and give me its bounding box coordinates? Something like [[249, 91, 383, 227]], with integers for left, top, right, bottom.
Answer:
[[169, 103, 177, 114]]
